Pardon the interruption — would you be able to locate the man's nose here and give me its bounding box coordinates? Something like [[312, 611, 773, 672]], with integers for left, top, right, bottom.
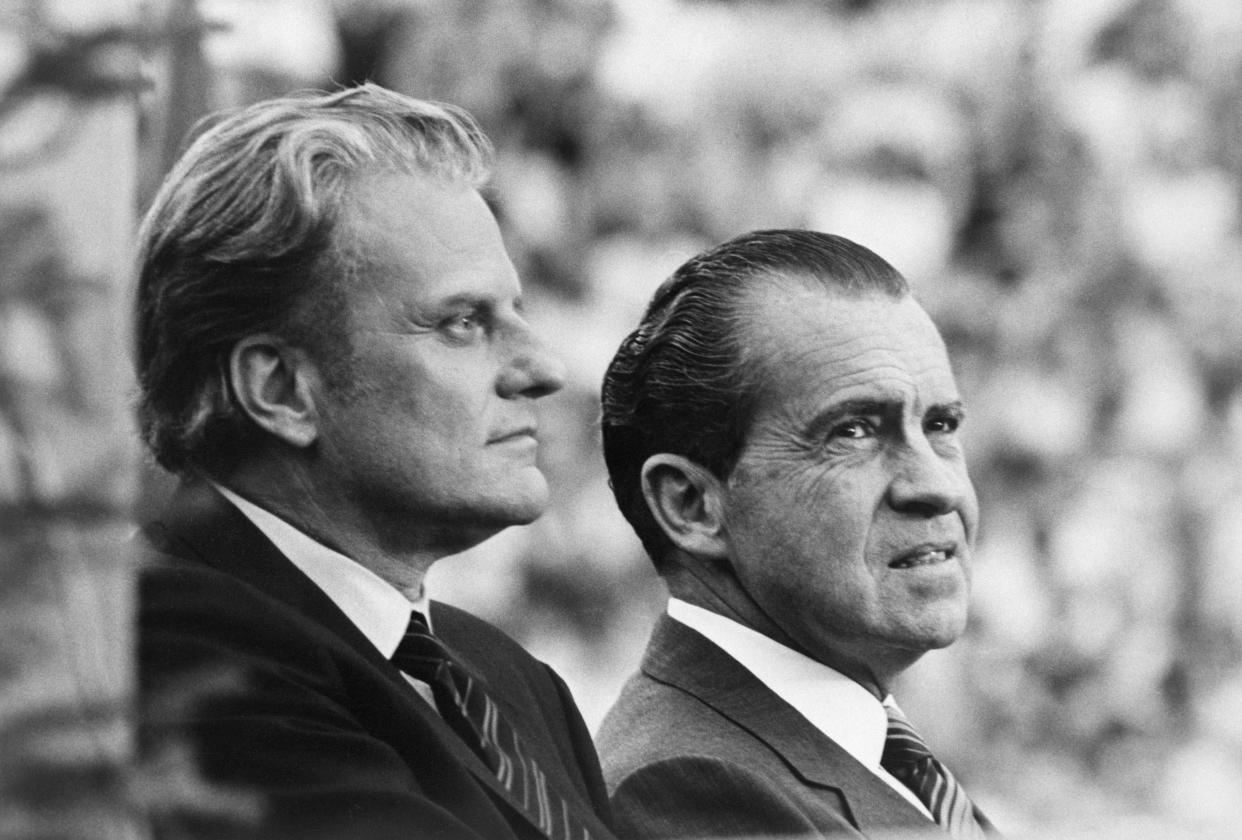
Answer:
[[498, 326, 567, 399], [886, 438, 969, 518]]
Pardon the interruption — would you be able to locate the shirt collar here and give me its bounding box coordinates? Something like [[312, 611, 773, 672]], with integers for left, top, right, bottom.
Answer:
[[666, 597, 891, 770], [213, 482, 424, 657]]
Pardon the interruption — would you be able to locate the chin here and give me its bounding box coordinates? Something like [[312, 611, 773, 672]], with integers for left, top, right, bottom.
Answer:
[[486, 475, 550, 525], [900, 603, 969, 651], [922, 615, 970, 650], [502, 500, 547, 526], [922, 630, 965, 651]]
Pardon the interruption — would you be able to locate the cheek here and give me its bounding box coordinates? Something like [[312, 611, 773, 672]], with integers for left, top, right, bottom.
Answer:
[[729, 497, 867, 607], [960, 469, 981, 542], [421, 357, 502, 414], [735, 450, 854, 508], [382, 363, 488, 430], [728, 460, 876, 560], [796, 467, 880, 550]]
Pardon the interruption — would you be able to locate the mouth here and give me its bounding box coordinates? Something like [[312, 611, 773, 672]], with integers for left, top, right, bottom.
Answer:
[[888, 543, 958, 570], [488, 427, 538, 445]]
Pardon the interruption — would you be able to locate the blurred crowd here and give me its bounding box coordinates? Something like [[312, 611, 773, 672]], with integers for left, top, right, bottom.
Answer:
[[11, 0, 1239, 835]]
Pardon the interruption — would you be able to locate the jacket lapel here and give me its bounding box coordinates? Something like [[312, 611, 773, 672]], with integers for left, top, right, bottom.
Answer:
[[641, 614, 936, 837], [431, 601, 616, 840], [144, 479, 569, 839]]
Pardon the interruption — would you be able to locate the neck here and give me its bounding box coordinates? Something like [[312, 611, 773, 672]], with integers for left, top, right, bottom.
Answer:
[[664, 554, 802, 653], [663, 553, 904, 700], [210, 460, 448, 592]]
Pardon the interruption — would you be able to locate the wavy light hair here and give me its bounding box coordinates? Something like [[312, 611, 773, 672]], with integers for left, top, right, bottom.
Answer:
[[136, 84, 493, 473]]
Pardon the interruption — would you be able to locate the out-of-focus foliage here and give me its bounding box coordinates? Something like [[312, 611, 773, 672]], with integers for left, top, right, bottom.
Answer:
[[128, 0, 1242, 836]]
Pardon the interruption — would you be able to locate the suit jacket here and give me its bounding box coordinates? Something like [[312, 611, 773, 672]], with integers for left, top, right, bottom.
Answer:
[[137, 479, 615, 840], [597, 614, 985, 839]]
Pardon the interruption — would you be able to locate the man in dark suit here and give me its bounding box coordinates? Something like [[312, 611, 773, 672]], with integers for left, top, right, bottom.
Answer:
[[135, 84, 614, 840], [596, 230, 998, 838]]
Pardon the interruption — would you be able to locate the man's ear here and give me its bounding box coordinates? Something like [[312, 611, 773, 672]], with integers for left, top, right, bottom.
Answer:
[[640, 453, 730, 561], [228, 335, 320, 449]]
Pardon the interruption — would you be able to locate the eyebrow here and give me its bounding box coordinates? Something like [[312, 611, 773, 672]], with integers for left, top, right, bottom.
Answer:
[[435, 293, 495, 309], [434, 289, 525, 311]]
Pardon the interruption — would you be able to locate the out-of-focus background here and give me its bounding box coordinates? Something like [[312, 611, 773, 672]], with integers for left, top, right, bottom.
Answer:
[[3, 0, 1242, 837]]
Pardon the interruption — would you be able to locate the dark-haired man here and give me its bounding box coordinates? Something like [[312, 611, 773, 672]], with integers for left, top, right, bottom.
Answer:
[[596, 230, 998, 838], [136, 85, 614, 840]]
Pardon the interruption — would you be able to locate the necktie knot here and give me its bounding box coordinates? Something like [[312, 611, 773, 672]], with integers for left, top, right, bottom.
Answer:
[[393, 612, 454, 682], [403, 610, 432, 638], [881, 704, 935, 768]]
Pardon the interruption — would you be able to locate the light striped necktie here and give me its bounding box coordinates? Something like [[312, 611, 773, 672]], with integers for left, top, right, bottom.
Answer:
[[880, 704, 988, 839], [392, 612, 593, 840]]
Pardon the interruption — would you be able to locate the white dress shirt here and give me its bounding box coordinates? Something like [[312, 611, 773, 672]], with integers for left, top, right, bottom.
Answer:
[[667, 597, 932, 817], [213, 483, 435, 704]]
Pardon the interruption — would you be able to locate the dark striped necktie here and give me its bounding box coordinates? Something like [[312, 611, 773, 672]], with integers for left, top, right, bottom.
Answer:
[[392, 612, 593, 840], [880, 704, 988, 839]]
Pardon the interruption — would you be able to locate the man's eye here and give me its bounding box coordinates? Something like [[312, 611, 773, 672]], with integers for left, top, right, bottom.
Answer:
[[926, 414, 961, 434], [441, 312, 484, 340], [830, 419, 877, 440]]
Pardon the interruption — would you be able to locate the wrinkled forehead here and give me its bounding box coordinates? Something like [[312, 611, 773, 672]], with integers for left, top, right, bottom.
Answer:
[[333, 171, 513, 283], [736, 282, 954, 407]]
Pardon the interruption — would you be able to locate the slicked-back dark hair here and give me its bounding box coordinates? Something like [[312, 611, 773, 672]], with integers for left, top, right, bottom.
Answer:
[[136, 83, 493, 474], [600, 229, 909, 568]]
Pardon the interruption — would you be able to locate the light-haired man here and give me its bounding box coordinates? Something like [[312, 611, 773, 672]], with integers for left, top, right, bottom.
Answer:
[[136, 85, 615, 840]]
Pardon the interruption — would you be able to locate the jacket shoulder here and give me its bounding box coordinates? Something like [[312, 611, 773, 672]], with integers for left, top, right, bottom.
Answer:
[[599, 669, 750, 775], [599, 672, 861, 838], [608, 752, 857, 839]]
